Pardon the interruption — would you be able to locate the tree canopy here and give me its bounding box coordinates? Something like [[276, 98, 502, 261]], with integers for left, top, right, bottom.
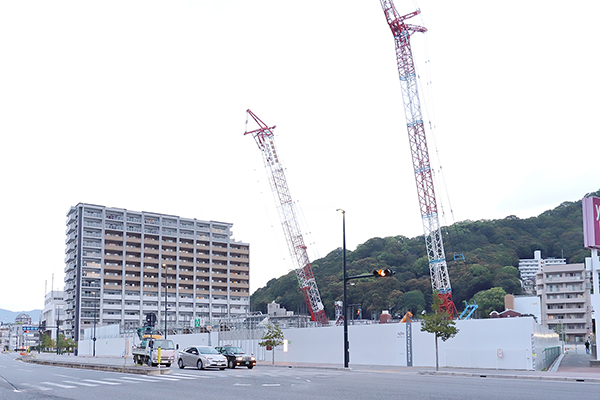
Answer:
[[251, 189, 599, 319]]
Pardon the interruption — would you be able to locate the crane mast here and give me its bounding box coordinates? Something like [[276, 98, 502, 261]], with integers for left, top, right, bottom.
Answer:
[[379, 1, 457, 318], [244, 110, 329, 325]]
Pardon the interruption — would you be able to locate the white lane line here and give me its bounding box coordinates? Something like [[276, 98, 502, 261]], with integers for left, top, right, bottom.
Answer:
[[17, 369, 33, 373], [234, 383, 251, 386], [53, 374, 72, 378], [63, 380, 99, 387], [261, 384, 281, 387], [82, 379, 121, 385], [20, 383, 52, 391], [41, 381, 77, 389]]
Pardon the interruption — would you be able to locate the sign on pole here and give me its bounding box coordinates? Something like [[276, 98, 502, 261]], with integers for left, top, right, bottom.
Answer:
[[583, 196, 600, 249]]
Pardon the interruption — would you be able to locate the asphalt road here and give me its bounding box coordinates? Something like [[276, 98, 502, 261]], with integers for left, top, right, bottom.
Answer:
[[2, 352, 600, 400]]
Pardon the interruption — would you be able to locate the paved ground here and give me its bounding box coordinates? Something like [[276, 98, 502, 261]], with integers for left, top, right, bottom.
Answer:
[[12, 350, 600, 382]]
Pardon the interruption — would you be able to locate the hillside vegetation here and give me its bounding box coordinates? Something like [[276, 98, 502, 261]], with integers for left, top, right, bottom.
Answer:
[[251, 189, 599, 319]]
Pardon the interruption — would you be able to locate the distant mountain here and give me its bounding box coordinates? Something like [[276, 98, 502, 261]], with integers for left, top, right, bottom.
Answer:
[[0, 309, 42, 325], [251, 188, 600, 319]]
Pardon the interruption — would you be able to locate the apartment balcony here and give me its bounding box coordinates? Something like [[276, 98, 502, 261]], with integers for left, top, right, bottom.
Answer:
[[126, 236, 142, 244], [179, 260, 194, 268], [105, 243, 123, 251], [124, 314, 140, 320], [104, 283, 122, 290], [179, 242, 194, 250], [230, 282, 249, 289], [143, 247, 159, 255]]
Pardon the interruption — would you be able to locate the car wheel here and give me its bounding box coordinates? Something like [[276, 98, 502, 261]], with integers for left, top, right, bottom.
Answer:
[[228, 360, 235, 369], [197, 359, 204, 370], [178, 359, 185, 369], [248, 365, 254, 369], [165, 363, 171, 368], [220, 367, 225, 370]]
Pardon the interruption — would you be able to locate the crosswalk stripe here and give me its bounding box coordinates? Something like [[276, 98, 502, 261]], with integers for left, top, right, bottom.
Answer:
[[169, 374, 198, 380], [41, 381, 77, 389], [117, 376, 161, 382], [104, 378, 140, 383], [63, 380, 99, 387], [145, 376, 181, 381], [20, 383, 52, 391], [83, 379, 121, 385]]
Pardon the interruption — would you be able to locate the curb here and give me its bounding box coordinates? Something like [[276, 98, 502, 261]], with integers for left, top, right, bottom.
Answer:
[[418, 370, 600, 383], [257, 363, 349, 371], [18, 357, 171, 375]]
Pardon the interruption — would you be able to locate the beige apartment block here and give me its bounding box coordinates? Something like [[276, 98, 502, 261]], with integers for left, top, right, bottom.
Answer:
[[536, 263, 592, 343], [64, 203, 250, 341]]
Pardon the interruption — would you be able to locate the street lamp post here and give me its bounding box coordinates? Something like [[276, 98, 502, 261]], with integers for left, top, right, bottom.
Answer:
[[56, 307, 60, 355], [337, 209, 349, 368], [93, 292, 97, 357], [163, 263, 168, 340]]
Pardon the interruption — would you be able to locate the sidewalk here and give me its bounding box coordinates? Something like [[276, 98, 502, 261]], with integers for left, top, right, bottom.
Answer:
[[17, 351, 600, 383]]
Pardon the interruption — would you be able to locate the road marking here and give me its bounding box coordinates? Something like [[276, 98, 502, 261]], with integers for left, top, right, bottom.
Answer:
[[82, 379, 121, 385], [234, 383, 251, 386], [261, 384, 281, 387], [17, 368, 33, 373], [170, 374, 199, 380], [117, 376, 161, 382], [20, 383, 52, 391], [104, 378, 140, 383], [53, 374, 72, 378], [41, 381, 77, 389], [146, 376, 181, 381], [63, 380, 98, 387]]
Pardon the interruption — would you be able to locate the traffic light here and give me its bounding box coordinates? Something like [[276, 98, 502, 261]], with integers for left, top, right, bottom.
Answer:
[[373, 268, 395, 277], [356, 308, 361, 318]]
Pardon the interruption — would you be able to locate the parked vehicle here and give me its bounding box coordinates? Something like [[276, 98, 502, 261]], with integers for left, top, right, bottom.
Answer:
[[215, 345, 256, 369], [178, 346, 227, 370], [132, 337, 176, 367]]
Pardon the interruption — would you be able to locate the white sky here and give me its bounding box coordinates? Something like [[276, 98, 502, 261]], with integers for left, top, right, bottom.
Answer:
[[1, 1, 598, 312]]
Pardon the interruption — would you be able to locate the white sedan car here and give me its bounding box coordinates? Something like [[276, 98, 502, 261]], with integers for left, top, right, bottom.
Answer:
[[178, 346, 227, 370]]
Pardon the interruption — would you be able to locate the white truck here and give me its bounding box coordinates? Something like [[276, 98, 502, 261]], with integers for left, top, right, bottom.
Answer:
[[132, 336, 176, 367]]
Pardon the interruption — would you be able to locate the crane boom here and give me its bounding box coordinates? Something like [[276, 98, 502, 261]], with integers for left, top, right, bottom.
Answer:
[[379, 1, 457, 318], [244, 110, 328, 325]]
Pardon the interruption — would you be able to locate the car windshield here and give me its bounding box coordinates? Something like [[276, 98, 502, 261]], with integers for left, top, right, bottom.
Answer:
[[198, 347, 219, 354], [225, 347, 244, 354], [153, 340, 174, 350]]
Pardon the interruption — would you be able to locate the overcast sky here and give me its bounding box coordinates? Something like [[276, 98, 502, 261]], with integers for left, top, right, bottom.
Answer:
[[1, 1, 598, 313]]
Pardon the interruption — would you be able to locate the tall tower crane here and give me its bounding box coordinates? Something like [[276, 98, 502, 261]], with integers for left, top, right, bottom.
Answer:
[[244, 109, 329, 325], [379, 1, 458, 318]]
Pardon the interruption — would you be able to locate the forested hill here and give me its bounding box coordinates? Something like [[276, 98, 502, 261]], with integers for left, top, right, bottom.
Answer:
[[250, 189, 600, 319]]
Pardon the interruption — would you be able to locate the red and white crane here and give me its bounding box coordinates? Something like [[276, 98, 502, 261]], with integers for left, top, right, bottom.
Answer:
[[379, 1, 458, 318], [244, 110, 329, 325]]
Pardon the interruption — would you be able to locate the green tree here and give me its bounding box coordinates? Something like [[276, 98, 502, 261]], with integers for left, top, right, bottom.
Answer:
[[259, 324, 285, 364], [401, 290, 426, 315], [420, 292, 459, 371], [472, 287, 507, 316], [40, 333, 53, 352]]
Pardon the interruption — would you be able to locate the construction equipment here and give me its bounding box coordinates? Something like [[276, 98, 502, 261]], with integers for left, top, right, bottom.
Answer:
[[459, 301, 478, 320], [379, 1, 457, 318], [244, 110, 328, 326]]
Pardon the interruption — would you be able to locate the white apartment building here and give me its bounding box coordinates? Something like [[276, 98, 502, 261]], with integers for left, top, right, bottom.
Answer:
[[41, 290, 66, 340], [64, 203, 250, 342], [536, 263, 592, 343], [519, 250, 566, 294]]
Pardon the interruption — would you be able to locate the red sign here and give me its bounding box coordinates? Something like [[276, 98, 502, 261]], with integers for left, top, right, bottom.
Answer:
[[583, 197, 600, 249]]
